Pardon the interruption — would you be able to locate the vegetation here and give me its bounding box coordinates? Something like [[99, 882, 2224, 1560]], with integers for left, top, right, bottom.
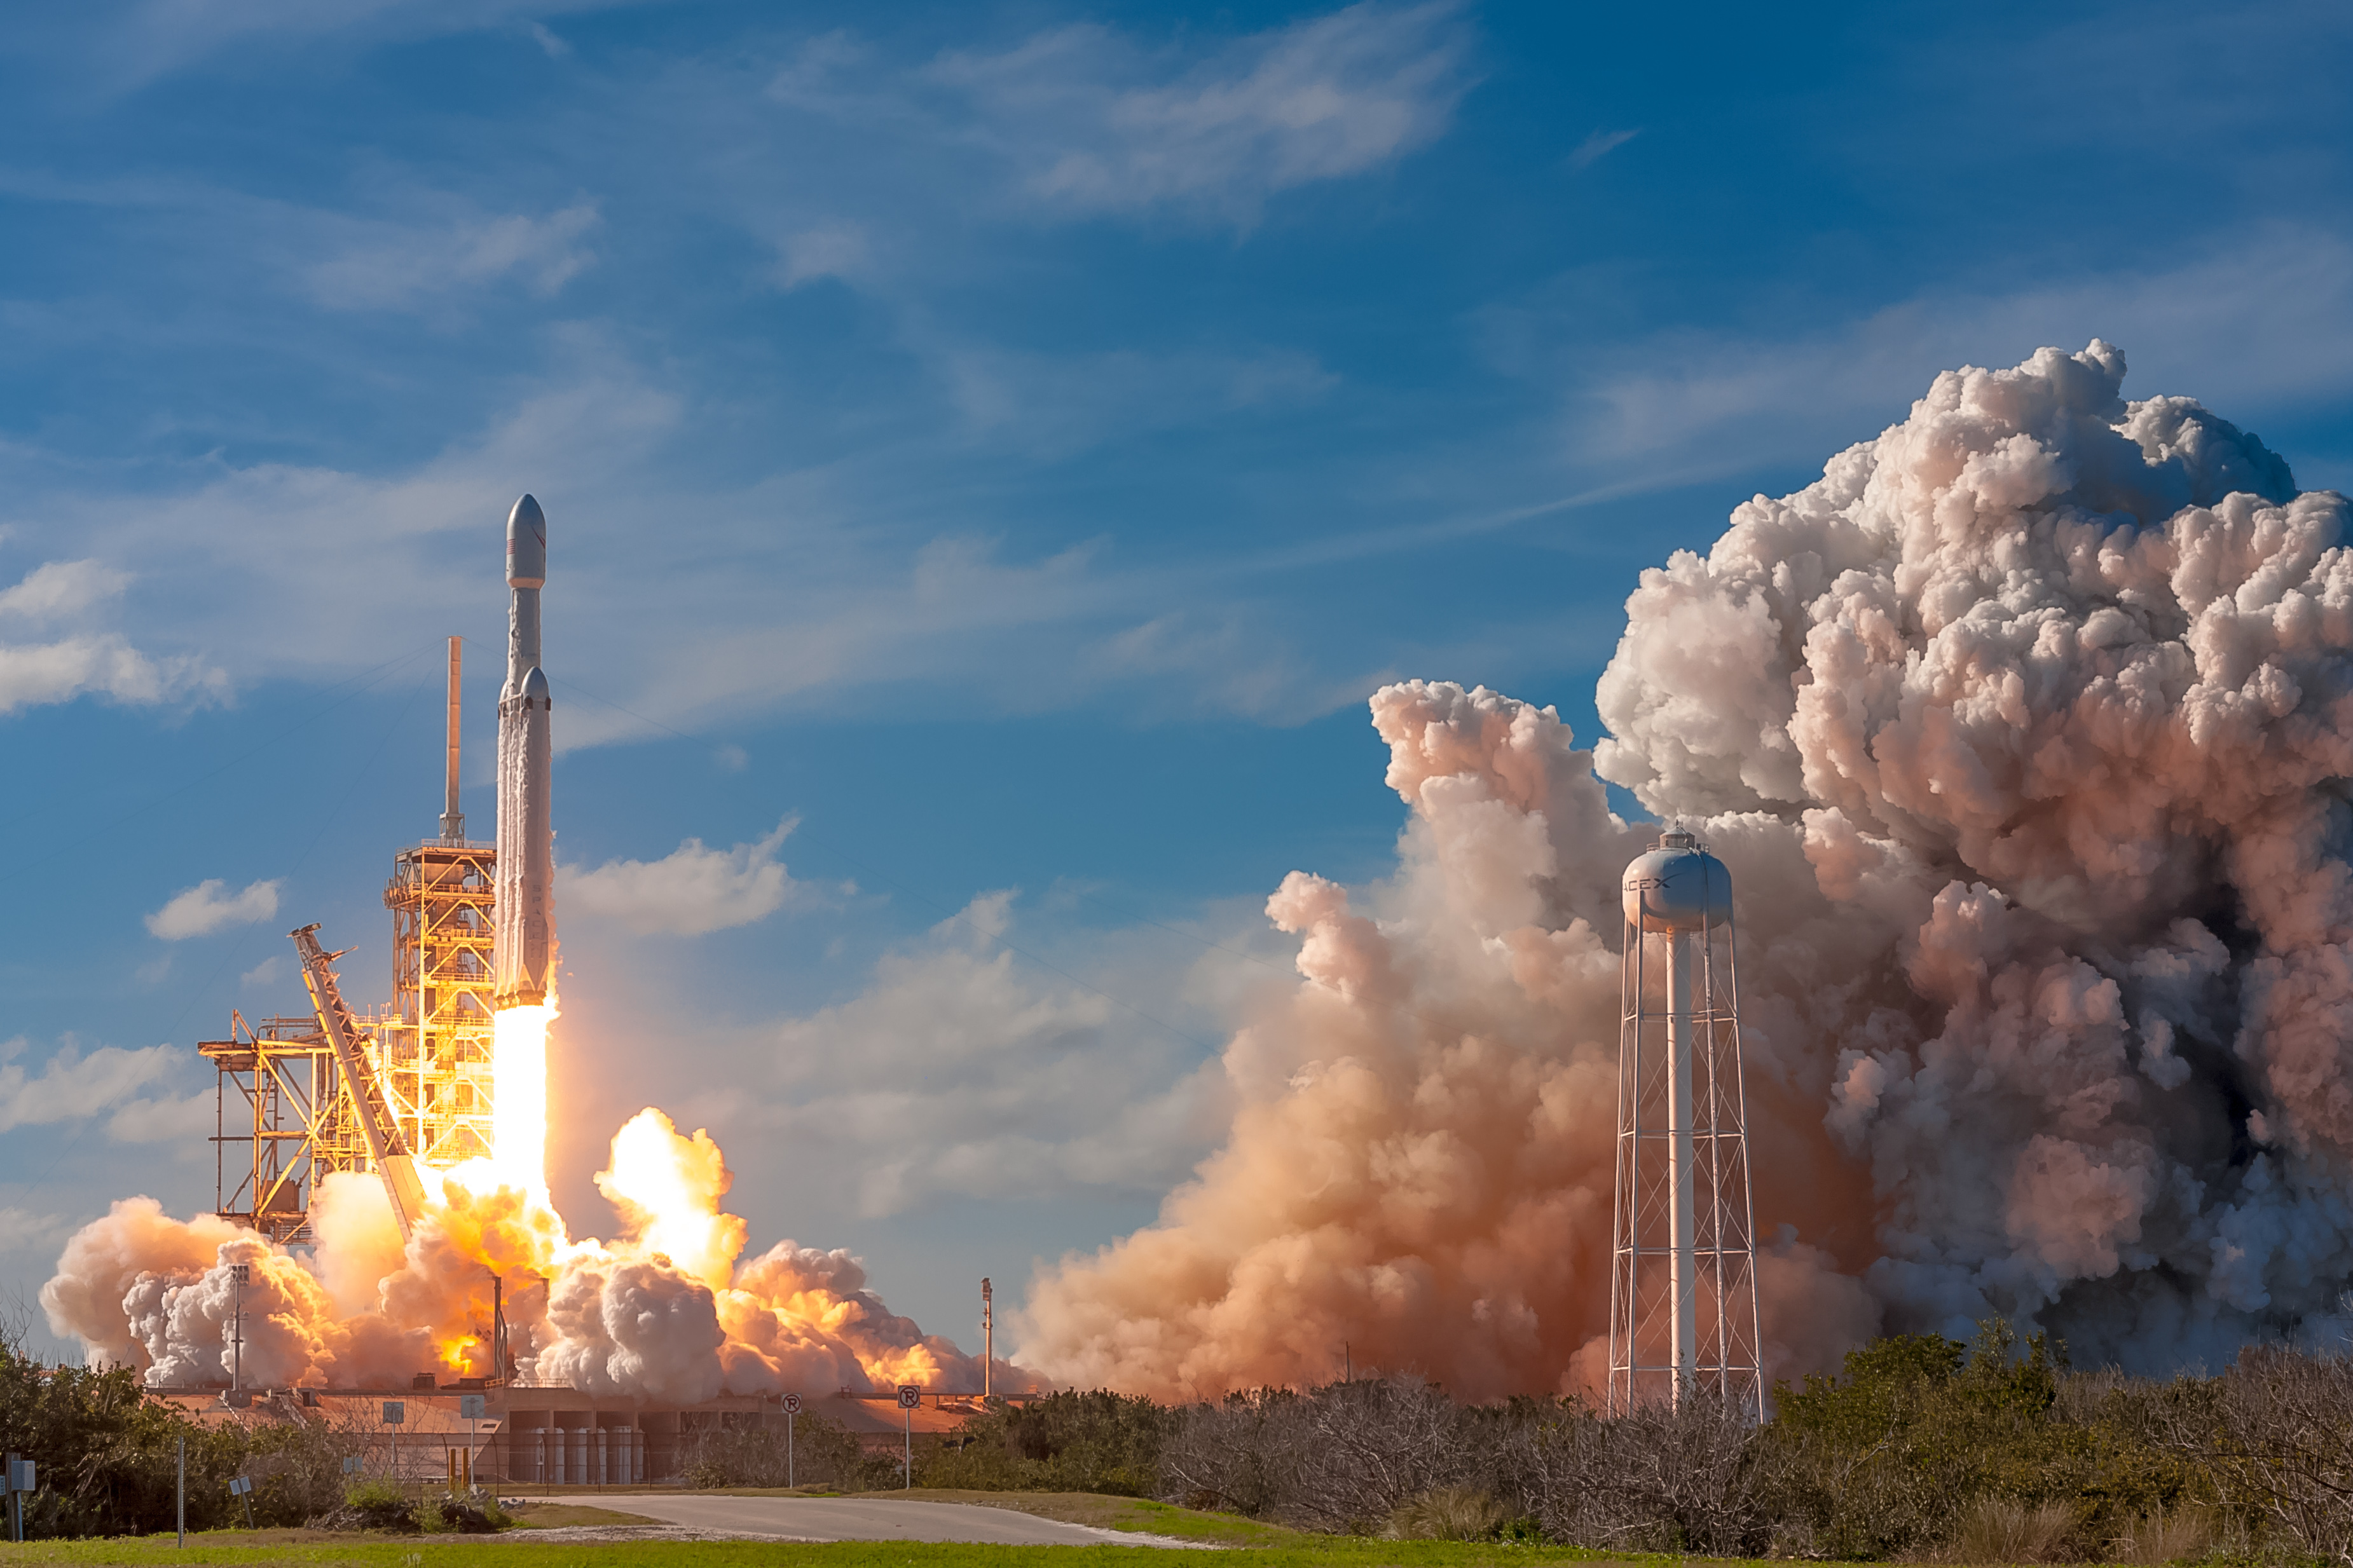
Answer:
[[677, 1410, 888, 1491], [31, 1318, 2353, 1559]]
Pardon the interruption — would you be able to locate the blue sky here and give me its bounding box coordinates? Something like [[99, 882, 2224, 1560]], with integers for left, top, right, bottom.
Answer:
[[3, 0, 2350, 1360]]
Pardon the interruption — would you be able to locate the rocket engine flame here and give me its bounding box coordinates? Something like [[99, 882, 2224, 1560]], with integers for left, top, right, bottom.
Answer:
[[486, 1004, 553, 1208]]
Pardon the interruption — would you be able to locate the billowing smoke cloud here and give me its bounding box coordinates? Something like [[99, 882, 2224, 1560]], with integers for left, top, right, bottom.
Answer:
[[1022, 341, 2353, 1394], [43, 1108, 1032, 1399]]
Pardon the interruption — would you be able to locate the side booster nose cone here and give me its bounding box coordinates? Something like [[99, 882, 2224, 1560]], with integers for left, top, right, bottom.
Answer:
[[495, 495, 556, 1010], [507, 494, 547, 588]]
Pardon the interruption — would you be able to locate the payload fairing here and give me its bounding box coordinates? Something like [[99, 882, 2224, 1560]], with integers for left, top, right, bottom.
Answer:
[[495, 494, 555, 1009]]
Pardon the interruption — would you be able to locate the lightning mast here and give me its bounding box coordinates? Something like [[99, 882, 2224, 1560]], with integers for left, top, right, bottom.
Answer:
[[1607, 828, 1761, 1417]]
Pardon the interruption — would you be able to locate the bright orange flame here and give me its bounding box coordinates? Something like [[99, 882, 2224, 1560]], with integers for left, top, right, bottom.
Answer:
[[490, 1004, 554, 1208], [598, 1109, 746, 1291]]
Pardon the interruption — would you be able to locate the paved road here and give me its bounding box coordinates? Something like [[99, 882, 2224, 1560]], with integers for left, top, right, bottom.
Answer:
[[598, 1493, 1161, 1545]]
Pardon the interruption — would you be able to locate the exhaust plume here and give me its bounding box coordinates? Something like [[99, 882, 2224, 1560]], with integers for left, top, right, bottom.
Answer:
[[1022, 341, 2353, 1394], [43, 1105, 1027, 1398]]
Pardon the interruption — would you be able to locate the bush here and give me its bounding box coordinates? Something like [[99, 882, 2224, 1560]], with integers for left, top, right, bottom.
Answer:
[[921, 1391, 1176, 1496], [340, 1476, 417, 1532], [1390, 1485, 1506, 1539], [1161, 1387, 1307, 1518], [679, 1412, 874, 1490]]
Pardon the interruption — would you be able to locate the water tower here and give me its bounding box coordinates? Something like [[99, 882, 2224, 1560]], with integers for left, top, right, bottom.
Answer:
[[1607, 828, 1762, 1416]]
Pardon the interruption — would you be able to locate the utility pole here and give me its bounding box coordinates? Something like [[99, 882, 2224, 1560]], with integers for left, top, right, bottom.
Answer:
[[980, 1279, 993, 1401], [176, 1433, 186, 1546]]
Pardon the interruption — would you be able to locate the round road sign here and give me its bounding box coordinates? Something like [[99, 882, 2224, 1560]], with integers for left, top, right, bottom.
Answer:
[[783, 1392, 804, 1415], [896, 1384, 921, 1410]]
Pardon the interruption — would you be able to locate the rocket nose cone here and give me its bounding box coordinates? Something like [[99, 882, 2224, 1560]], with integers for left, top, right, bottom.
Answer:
[[521, 665, 550, 702], [507, 494, 547, 587]]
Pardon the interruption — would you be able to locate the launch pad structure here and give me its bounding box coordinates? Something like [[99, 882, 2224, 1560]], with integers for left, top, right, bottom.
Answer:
[[200, 639, 498, 1243]]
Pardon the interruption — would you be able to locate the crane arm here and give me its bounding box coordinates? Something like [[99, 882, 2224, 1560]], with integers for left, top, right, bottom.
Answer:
[[292, 924, 429, 1239]]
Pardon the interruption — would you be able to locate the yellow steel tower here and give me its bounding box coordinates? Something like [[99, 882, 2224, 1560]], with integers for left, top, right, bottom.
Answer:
[[373, 637, 498, 1169], [203, 637, 499, 1238]]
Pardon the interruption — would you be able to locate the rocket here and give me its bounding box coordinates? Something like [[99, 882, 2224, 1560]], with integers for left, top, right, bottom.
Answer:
[[495, 493, 555, 1009]]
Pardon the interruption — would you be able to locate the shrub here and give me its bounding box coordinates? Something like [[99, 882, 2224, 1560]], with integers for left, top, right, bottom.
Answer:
[[1390, 1485, 1506, 1539], [1160, 1387, 1307, 1518], [921, 1391, 1174, 1496], [1950, 1497, 2080, 1564], [341, 1476, 417, 1532], [679, 1412, 867, 1490]]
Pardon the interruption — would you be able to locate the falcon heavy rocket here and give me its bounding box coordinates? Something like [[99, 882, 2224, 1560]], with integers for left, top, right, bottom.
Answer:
[[495, 493, 555, 1009]]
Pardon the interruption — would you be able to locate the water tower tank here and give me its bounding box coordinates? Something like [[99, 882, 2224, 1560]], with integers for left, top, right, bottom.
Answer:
[[1621, 828, 1731, 932]]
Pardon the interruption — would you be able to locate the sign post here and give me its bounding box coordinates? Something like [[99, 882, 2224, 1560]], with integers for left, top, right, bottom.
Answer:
[[177, 1434, 185, 1546], [229, 1475, 254, 1529], [782, 1393, 802, 1490], [896, 1385, 920, 1490], [383, 1400, 405, 1485], [4, 1453, 31, 1542], [460, 1394, 485, 1493]]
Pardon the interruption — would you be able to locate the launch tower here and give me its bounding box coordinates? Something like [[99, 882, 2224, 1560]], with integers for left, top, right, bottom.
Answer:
[[202, 636, 500, 1238], [1607, 828, 1762, 1417], [374, 637, 499, 1168]]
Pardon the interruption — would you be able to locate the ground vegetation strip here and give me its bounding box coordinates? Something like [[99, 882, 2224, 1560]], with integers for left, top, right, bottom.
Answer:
[[17, 1324, 2353, 1559]]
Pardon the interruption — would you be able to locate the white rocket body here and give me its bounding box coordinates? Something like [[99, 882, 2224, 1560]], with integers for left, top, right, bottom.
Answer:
[[495, 494, 554, 1009]]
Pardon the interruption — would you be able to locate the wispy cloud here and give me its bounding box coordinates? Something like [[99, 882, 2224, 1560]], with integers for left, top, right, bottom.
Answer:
[[563, 819, 799, 936], [306, 201, 601, 312], [1509, 224, 2353, 486], [0, 1040, 182, 1133], [1568, 128, 1638, 169], [774, 1, 1476, 226], [0, 559, 128, 621], [145, 878, 282, 941], [758, 894, 1228, 1217]]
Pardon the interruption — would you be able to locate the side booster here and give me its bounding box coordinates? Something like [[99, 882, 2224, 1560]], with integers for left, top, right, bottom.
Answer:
[[495, 494, 555, 1009]]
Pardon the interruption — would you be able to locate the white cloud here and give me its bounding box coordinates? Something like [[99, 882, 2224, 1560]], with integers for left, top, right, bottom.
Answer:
[[761, 894, 1229, 1216], [0, 559, 128, 621], [306, 200, 601, 311], [144, 878, 282, 941], [917, 1, 1474, 222], [1568, 127, 1638, 168], [1499, 224, 2353, 488], [0, 634, 223, 715], [0, 1204, 72, 1257], [0, 557, 223, 716], [106, 1091, 216, 1144], [0, 1042, 181, 1133], [561, 818, 797, 935], [776, 223, 869, 289], [238, 955, 282, 989]]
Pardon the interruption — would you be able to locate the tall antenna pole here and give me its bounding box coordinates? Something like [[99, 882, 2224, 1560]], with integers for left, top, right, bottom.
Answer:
[[980, 1278, 993, 1400], [1608, 828, 1760, 1417], [441, 636, 465, 842]]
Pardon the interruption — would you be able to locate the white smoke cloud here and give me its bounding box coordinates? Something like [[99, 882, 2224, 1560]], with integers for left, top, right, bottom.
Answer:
[[561, 819, 797, 936], [1021, 340, 2353, 1394], [41, 1108, 1038, 1400], [144, 878, 282, 940]]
